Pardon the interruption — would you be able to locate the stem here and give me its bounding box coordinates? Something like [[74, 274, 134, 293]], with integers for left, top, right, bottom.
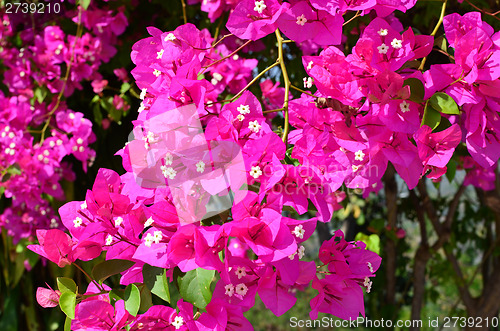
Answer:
[[463, 0, 500, 21], [343, 11, 361, 26], [290, 84, 315, 97], [202, 40, 252, 71], [275, 29, 290, 144], [181, 0, 187, 24], [206, 61, 280, 106], [40, 7, 83, 142], [419, 0, 447, 71], [262, 107, 284, 114], [73, 263, 105, 292]]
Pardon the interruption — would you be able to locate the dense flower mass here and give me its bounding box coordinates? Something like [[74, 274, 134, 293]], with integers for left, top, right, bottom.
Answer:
[[6, 0, 497, 329], [0, 3, 128, 243]]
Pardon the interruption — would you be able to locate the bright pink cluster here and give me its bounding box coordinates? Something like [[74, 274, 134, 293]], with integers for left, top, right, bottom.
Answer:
[[0, 4, 128, 242], [28, 0, 500, 330]]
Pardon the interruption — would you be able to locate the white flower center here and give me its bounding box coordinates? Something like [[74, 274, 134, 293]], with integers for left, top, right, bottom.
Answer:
[[250, 165, 263, 179], [156, 49, 164, 59], [153, 69, 161, 77], [377, 28, 388, 36], [296, 14, 307, 26], [248, 120, 261, 133], [196, 160, 205, 173], [355, 150, 365, 161], [161, 166, 177, 179], [172, 316, 184, 329], [391, 38, 402, 49], [235, 266, 247, 279], [237, 104, 250, 114], [400, 100, 410, 113], [144, 233, 154, 247], [254, 0, 266, 13], [377, 43, 389, 54], [224, 284, 235, 297], [115, 217, 124, 227], [235, 283, 248, 296], [293, 225, 305, 239], [164, 33, 176, 41], [144, 217, 154, 228], [73, 217, 83, 228]]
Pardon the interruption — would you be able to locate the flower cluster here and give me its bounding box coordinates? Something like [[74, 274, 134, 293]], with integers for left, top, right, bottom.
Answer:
[[0, 4, 128, 242], [28, 0, 500, 330]]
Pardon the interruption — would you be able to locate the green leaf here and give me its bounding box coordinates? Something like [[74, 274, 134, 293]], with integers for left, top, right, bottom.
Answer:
[[137, 284, 153, 313], [177, 268, 214, 309], [355, 233, 381, 255], [91, 259, 135, 283], [57, 277, 77, 294], [93, 102, 103, 127], [81, 0, 91, 10], [421, 101, 441, 130], [403, 78, 425, 104], [59, 292, 76, 320], [446, 159, 457, 183], [124, 284, 141, 317], [34, 87, 48, 104], [430, 92, 460, 115], [143, 264, 170, 302], [64, 316, 71, 331], [120, 82, 131, 94], [435, 35, 448, 52]]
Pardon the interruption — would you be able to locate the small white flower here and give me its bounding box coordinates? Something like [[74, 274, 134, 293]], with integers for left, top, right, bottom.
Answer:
[[105, 235, 113, 246], [235, 266, 247, 279], [296, 14, 307, 26], [367, 261, 374, 273], [140, 88, 147, 100], [156, 49, 164, 59], [138, 102, 145, 113], [377, 43, 389, 54], [161, 166, 177, 179], [248, 120, 261, 133], [303, 77, 313, 89], [153, 69, 161, 77], [364, 277, 373, 293], [293, 225, 305, 239], [307, 61, 314, 70], [298, 245, 305, 259], [73, 217, 83, 228], [400, 100, 410, 113], [144, 233, 154, 247], [254, 0, 266, 14], [391, 38, 402, 49], [172, 316, 184, 329], [164, 33, 176, 41], [164, 153, 173, 166], [144, 217, 154, 228], [115, 217, 124, 227], [352, 165, 360, 172], [377, 28, 388, 36], [80, 201, 87, 209], [237, 114, 245, 121], [235, 283, 248, 296], [50, 218, 58, 228], [250, 166, 262, 179], [212, 72, 223, 82], [232, 54, 239, 60], [153, 230, 163, 244], [19, 71, 25, 77], [289, 251, 297, 260], [237, 104, 250, 115], [196, 160, 205, 173], [355, 150, 365, 161], [224, 284, 235, 297]]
